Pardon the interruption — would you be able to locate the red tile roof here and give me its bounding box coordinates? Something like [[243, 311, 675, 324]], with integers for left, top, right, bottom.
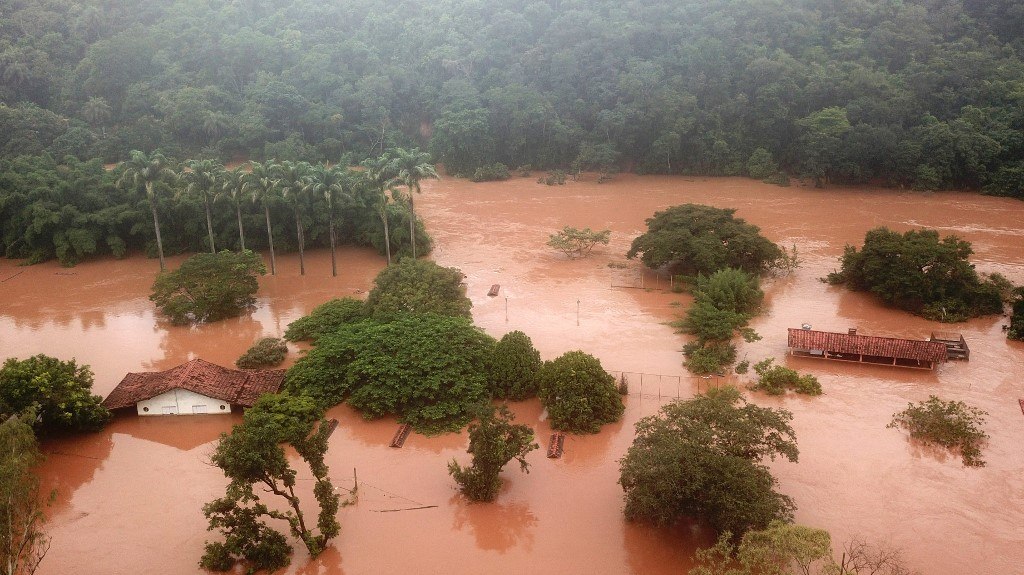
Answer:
[[102, 358, 284, 410], [788, 328, 948, 363]]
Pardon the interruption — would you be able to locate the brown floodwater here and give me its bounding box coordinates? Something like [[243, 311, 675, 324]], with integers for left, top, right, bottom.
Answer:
[[3, 174, 1023, 574]]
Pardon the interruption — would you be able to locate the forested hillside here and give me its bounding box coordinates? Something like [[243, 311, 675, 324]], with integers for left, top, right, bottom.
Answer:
[[1, 0, 1022, 195]]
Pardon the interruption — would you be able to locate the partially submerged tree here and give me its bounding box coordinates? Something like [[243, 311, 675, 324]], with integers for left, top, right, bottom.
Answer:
[[627, 204, 784, 276], [888, 396, 988, 467], [826, 227, 1004, 322], [150, 250, 266, 325], [389, 147, 439, 259], [487, 331, 543, 401], [547, 227, 611, 259], [284, 298, 367, 343], [538, 351, 624, 433], [694, 523, 918, 575], [0, 410, 54, 575], [285, 314, 495, 433], [676, 269, 763, 375], [619, 386, 797, 536], [364, 258, 471, 320], [201, 394, 341, 572], [448, 404, 539, 502], [1007, 287, 1024, 341], [0, 355, 109, 434], [236, 338, 288, 369]]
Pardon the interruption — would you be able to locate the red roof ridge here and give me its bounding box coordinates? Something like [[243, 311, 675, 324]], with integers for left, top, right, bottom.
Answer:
[[102, 358, 284, 410]]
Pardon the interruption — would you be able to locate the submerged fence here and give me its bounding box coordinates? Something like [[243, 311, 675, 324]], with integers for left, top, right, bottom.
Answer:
[[608, 265, 676, 291], [607, 370, 739, 400]]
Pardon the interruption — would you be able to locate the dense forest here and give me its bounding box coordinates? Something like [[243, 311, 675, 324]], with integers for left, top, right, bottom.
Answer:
[[1, 0, 1023, 265]]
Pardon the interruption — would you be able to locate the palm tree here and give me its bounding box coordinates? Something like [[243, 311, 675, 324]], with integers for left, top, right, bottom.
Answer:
[[274, 160, 313, 275], [180, 159, 224, 253], [304, 163, 352, 277], [221, 166, 248, 251], [116, 150, 176, 271], [360, 154, 398, 265], [242, 161, 279, 275], [388, 147, 439, 259], [82, 97, 111, 136]]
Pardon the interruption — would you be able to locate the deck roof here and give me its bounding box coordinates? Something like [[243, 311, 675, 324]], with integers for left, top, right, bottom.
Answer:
[[102, 358, 284, 410], [788, 328, 948, 363]]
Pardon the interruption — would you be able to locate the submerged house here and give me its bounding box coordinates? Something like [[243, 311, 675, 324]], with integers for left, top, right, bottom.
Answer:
[[787, 327, 948, 370], [102, 358, 284, 415]]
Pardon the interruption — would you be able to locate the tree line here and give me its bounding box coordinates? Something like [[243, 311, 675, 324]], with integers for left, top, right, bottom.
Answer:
[[0, 0, 1022, 197], [0, 147, 436, 268]]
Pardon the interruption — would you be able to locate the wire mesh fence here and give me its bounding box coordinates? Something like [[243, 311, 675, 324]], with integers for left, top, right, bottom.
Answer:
[[608, 265, 676, 291], [607, 370, 738, 400]]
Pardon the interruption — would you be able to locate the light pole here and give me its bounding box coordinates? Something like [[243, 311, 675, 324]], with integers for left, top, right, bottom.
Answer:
[[505, 295, 508, 322], [576, 299, 580, 326]]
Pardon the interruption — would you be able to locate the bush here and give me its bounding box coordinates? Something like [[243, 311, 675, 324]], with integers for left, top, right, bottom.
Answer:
[[487, 331, 543, 400], [448, 404, 538, 502], [364, 259, 471, 320], [285, 315, 495, 433], [538, 170, 566, 185], [0, 355, 110, 433], [284, 298, 367, 342], [236, 338, 288, 369], [683, 341, 737, 375], [150, 250, 266, 325], [538, 351, 624, 433], [749, 358, 822, 396], [469, 163, 511, 182], [888, 396, 988, 467]]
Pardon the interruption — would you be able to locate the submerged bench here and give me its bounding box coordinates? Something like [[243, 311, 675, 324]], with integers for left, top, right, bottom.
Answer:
[[390, 423, 412, 448], [488, 284, 500, 297], [547, 432, 565, 458]]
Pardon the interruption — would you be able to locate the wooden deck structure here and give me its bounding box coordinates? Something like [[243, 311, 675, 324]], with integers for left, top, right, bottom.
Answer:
[[929, 331, 970, 361], [788, 327, 948, 370]]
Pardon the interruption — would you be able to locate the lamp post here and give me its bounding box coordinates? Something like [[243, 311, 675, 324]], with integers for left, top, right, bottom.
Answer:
[[505, 295, 508, 322], [576, 299, 580, 326]]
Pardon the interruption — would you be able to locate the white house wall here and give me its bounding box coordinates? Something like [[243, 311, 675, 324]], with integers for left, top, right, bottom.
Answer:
[[135, 388, 231, 416]]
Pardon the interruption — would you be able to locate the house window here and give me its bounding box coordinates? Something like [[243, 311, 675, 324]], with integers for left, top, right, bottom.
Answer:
[[193, 405, 208, 414], [219, 404, 227, 410], [162, 405, 177, 415], [142, 406, 149, 412]]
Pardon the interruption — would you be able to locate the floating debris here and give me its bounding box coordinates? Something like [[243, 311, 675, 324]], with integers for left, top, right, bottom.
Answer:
[[487, 284, 500, 297]]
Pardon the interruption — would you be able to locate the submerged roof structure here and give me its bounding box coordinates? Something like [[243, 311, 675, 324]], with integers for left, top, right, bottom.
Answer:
[[788, 328, 948, 363], [102, 358, 284, 410]]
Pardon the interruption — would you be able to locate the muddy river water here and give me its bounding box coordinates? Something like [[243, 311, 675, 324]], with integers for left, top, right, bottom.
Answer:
[[2, 175, 1023, 574]]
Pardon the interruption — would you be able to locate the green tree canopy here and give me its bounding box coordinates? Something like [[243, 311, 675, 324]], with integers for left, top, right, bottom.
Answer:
[[285, 314, 495, 433], [618, 386, 797, 536], [826, 227, 1004, 322], [201, 393, 340, 572], [1, 409, 54, 575], [487, 331, 543, 401], [150, 250, 266, 325], [364, 258, 471, 320], [627, 205, 783, 276], [537, 351, 624, 433], [0, 355, 109, 434], [283, 297, 367, 343]]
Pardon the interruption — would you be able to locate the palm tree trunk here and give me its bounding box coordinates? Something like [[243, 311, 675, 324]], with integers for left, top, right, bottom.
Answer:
[[296, 213, 305, 276], [329, 215, 337, 277], [236, 205, 246, 251], [205, 197, 216, 253], [409, 192, 417, 259], [381, 208, 391, 265], [264, 205, 276, 275], [147, 189, 166, 272]]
